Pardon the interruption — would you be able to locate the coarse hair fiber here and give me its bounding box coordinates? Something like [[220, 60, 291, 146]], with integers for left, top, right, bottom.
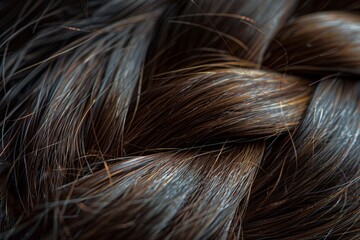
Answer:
[[0, 0, 360, 239]]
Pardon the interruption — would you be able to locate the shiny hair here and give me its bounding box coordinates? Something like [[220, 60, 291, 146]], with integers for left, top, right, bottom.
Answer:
[[1, 0, 359, 239]]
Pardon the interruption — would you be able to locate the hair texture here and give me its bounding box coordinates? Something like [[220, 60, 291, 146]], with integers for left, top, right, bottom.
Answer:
[[0, 0, 360, 239]]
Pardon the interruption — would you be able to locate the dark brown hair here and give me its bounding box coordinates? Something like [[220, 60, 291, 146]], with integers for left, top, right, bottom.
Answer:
[[1, 0, 359, 239]]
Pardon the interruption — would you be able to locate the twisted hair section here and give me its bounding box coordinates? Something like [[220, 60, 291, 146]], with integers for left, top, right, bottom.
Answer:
[[0, 0, 359, 239]]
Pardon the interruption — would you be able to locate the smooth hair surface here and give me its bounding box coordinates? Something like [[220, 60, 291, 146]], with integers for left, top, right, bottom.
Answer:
[[1, 0, 359, 239]]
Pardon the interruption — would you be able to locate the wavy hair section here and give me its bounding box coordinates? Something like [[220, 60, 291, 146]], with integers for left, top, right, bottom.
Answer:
[[265, 12, 360, 74]]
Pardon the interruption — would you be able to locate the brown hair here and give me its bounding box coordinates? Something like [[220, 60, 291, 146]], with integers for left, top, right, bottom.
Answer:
[[1, 0, 359, 239]]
